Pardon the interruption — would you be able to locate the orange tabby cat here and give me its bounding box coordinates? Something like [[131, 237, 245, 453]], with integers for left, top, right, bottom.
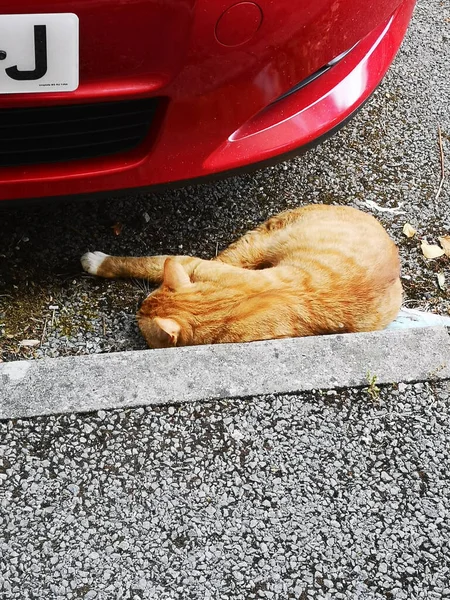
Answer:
[[81, 204, 402, 348]]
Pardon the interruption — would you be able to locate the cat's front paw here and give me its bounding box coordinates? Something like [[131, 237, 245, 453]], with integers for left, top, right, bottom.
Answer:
[[81, 251, 110, 275]]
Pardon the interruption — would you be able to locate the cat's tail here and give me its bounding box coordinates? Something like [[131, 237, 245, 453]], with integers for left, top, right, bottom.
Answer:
[[386, 307, 450, 330]]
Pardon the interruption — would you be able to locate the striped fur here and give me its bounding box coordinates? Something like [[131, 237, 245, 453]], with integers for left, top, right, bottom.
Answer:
[[82, 205, 403, 348]]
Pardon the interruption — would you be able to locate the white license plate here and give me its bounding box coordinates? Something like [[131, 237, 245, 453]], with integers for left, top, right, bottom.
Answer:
[[0, 13, 78, 94]]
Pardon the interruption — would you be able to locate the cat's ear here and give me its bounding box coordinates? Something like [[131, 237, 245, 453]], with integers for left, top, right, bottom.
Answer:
[[153, 316, 181, 346], [163, 258, 192, 290]]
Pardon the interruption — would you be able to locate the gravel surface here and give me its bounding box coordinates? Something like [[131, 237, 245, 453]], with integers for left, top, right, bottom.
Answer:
[[1, 381, 450, 599], [1, 0, 449, 362]]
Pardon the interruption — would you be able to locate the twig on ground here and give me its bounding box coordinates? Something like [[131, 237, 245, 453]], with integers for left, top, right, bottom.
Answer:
[[435, 123, 445, 200], [40, 317, 48, 346]]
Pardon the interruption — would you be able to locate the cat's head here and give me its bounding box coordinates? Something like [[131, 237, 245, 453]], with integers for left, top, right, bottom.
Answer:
[[137, 258, 293, 348], [137, 258, 232, 348]]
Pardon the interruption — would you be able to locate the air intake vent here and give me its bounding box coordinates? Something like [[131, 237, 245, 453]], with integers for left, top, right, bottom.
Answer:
[[270, 44, 357, 106], [0, 98, 159, 167]]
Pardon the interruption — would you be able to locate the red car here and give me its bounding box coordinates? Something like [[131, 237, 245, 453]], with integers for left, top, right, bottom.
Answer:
[[0, 0, 416, 202]]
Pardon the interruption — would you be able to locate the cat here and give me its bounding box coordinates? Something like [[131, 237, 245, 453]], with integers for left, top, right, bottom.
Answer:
[[81, 204, 403, 348]]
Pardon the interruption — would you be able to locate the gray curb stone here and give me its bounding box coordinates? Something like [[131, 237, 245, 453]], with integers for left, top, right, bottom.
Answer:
[[1, 326, 449, 420]]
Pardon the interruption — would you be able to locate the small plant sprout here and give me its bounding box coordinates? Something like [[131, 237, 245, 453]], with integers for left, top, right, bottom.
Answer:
[[366, 371, 380, 401]]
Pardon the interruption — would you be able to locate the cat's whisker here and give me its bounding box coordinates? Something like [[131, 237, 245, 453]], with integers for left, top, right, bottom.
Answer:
[[131, 277, 154, 299], [142, 278, 151, 295], [131, 278, 147, 295]]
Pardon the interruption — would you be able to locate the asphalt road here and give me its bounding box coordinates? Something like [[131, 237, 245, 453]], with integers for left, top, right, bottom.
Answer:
[[0, 0, 449, 362], [2, 382, 450, 600], [1, 0, 450, 598]]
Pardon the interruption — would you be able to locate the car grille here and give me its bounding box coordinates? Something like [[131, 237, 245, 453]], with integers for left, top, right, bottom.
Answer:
[[0, 98, 159, 167]]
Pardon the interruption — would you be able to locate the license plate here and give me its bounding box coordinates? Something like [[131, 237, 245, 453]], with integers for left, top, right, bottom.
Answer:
[[0, 13, 78, 94]]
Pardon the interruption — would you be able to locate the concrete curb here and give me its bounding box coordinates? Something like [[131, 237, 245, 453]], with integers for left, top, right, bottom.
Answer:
[[1, 326, 449, 420]]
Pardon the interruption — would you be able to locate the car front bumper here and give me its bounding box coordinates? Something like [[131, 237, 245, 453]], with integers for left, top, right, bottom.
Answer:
[[0, 0, 416, 201]]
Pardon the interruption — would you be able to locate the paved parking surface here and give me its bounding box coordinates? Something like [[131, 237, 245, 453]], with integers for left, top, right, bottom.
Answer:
[[2, 382, 450, 600]]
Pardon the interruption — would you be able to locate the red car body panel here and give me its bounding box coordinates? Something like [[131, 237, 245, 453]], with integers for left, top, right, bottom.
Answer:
[[0, 0, 416, 201]]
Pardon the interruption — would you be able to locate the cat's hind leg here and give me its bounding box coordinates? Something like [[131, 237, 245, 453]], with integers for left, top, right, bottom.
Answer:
[[216, 227, 280, 269], [215, 209, 303, 269]]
